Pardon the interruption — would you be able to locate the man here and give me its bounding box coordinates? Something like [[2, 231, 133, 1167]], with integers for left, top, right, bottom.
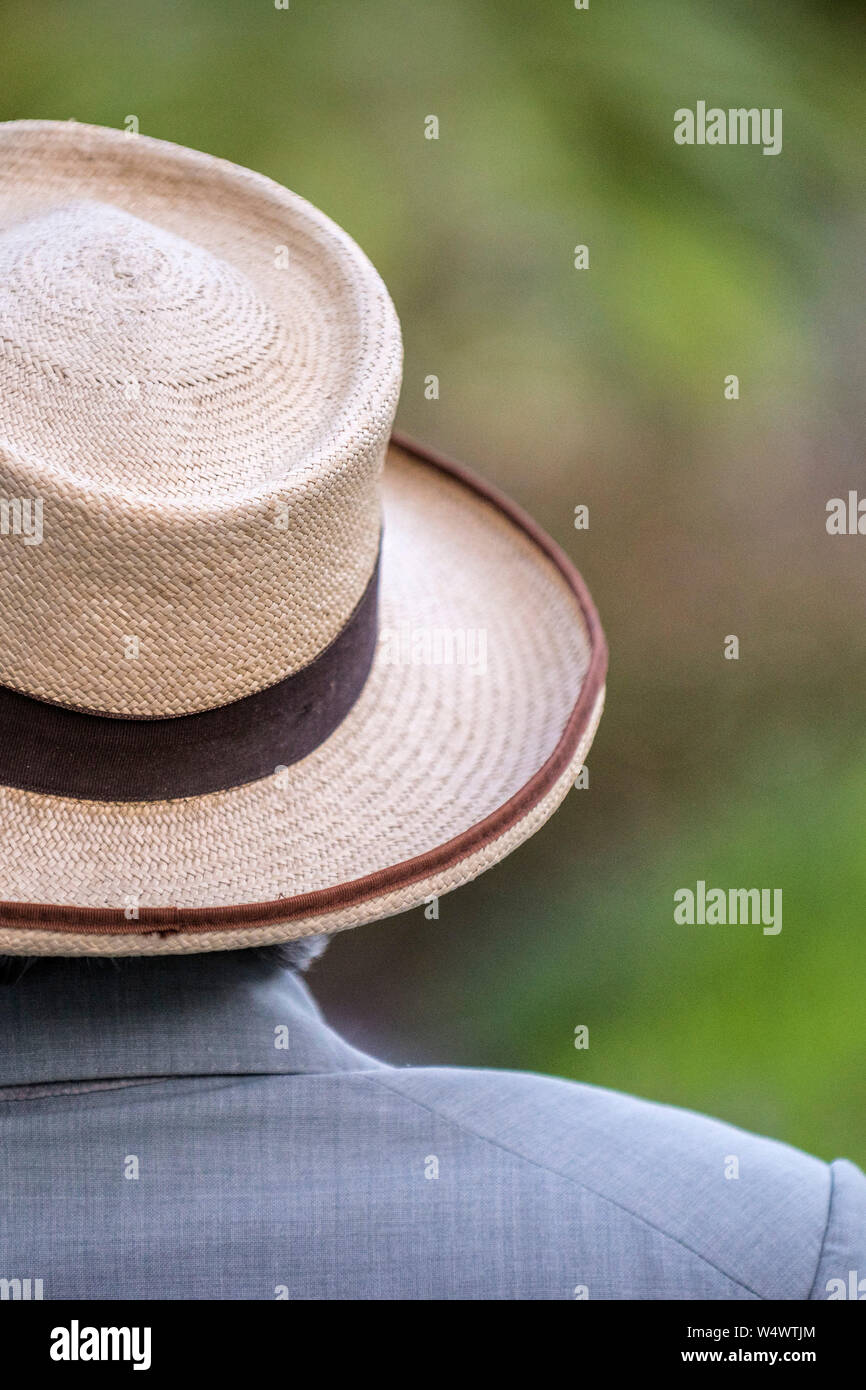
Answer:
[[0, 120, 862, 1300], [1, 942, 863, 1300]]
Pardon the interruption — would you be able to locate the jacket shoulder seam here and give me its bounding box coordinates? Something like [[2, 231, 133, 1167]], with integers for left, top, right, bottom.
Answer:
[[361, 1070, 771, 1298], [806, 1160, 836, 1300]]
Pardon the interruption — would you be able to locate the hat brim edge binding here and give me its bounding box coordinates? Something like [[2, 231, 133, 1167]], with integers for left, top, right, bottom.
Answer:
[[0, 433, 608, 947]]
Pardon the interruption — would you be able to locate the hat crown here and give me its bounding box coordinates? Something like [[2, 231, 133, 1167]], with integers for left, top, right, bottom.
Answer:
[[0, 201, 297, 498], [1, 199, 220, 307], [0, 198, 279, 326], [0, 121, 401, 717]]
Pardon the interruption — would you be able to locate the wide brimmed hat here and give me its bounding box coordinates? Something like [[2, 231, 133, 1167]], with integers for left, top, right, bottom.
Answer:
[[0, 120, 606, 956]]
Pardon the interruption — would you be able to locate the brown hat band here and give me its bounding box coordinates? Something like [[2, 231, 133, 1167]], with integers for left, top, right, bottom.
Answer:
[[0, 551, 380, 803]]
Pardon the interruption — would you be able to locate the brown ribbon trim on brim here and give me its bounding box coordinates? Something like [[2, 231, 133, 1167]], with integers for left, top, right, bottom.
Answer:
[[0, 434, 608, 934], [0, 553, 380, 802]]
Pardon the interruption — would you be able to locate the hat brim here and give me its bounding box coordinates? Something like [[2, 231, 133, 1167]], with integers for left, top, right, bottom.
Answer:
[[0, 435, 606, 955]]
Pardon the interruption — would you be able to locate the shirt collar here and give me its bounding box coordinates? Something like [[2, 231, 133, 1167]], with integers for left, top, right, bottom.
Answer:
[[0, 951, 384, 1087]]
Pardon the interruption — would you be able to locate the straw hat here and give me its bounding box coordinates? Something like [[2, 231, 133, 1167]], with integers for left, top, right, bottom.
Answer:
[[0, 120, 606, 956]]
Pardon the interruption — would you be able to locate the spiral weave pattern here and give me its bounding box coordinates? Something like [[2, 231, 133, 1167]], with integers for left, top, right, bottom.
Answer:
[[0, 121, 401, 715]]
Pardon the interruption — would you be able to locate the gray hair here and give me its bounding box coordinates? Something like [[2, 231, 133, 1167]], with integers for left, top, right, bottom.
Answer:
[[254, 935, 331, 972], [0, 935, 331, 983]]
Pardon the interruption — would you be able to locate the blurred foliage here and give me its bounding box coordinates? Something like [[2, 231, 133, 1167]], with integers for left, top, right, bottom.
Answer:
[[1, 0, 864, 1161]]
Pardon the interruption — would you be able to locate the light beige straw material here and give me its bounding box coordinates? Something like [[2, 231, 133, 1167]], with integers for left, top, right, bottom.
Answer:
[[0, 120, 400, 716], [0, 121, 606, 955]]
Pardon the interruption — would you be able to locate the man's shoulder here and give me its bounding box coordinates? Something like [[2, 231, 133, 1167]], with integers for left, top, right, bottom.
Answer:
[[364, 1059, 822, 1188], [355, 1062, 864, 1299]]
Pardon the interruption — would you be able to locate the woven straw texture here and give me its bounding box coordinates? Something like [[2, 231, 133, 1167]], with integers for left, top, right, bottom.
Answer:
[[0, 120, 401, 716], [0, 444, 602, 955]]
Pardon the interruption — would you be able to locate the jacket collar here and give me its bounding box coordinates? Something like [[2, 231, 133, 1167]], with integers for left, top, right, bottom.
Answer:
[[0, 951, 385, 1087]]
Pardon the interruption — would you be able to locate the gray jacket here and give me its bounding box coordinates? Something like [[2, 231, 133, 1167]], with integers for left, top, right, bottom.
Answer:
[[1, 952, 863, 1300]]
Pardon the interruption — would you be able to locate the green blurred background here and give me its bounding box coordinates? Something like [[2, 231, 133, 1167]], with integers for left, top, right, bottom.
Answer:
[[3, 0, 864, 1161]]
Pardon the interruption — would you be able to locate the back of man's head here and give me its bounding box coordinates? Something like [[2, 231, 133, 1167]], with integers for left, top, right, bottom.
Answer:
[[0, 935, 331, 984]]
